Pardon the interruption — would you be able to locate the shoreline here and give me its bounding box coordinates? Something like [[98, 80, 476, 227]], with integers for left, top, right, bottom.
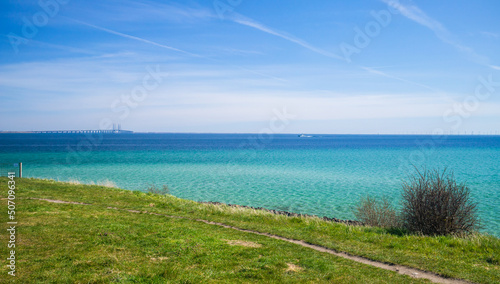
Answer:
[[198, 201, 363, 226], [5, 178, 498, 283]]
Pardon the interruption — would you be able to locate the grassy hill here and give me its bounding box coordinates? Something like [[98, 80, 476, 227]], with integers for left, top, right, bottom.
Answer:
[[0, 178, 498, 283]]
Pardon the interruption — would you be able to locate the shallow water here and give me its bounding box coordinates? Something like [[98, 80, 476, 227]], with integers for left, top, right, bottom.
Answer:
[[1, 133, 498, 236]]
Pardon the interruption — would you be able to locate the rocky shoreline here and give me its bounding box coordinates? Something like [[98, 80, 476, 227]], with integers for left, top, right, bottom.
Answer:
[[199, 201, 363, 226]]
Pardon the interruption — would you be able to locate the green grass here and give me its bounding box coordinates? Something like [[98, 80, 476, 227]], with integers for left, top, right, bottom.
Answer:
[[1, 178, 499, 283]]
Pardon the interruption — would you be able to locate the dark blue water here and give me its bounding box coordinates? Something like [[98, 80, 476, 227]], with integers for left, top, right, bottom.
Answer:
[[1, 133, 499, 151]]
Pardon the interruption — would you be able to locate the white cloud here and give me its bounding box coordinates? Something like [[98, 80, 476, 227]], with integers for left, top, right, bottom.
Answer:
[[382, 0, 448, 38], [134, 90, 500, 125], [480, 31, 500, 39], [71, 19, 199, 57], [360, 66, 443, 94], [226, 11, 450, 94], [382, 0, 494, 69], [228, 13, 345, 61], [66, 0, 214, 24]]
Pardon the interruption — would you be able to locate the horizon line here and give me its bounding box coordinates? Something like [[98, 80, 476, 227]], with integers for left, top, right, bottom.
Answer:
[[1, 131, 499, 136]]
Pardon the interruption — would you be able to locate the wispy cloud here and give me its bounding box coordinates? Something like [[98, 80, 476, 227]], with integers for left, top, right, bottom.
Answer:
[[228, 13, 345, 61], [226, 12, 449, 93], [382, 0, 495, 69], [70, 19, 201, 58], [68, 18, 291, 83], [68, 0, 213, 25], [382, 0, 448, 38], [360, 66, 451, 99], [480, 31, 500, 39], [218, 47, 265, 56], [27, 39, 98, 55]]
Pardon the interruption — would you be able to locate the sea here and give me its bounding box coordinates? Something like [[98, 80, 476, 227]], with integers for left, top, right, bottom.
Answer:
[[1, 133, 498, 236]]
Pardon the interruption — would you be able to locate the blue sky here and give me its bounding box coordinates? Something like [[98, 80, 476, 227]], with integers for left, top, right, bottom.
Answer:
[[1, 0, 499, 134]]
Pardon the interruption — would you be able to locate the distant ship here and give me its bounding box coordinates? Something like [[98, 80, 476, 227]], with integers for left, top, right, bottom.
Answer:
[[298, 134, 313, 138]]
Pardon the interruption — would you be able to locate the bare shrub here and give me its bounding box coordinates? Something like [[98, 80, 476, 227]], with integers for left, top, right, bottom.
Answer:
[[146, 184, 170, 195], [354, 196, 399, 228], [401, 168, 479, 236]]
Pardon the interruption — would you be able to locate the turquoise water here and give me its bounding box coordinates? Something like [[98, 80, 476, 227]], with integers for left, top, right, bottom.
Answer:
[[1, 134, 499, 236]]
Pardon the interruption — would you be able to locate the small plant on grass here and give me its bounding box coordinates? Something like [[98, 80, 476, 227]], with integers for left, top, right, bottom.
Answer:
[[354, 196, 399, 228], [401, 168, 479, 236], [146, 184, 170, 195]]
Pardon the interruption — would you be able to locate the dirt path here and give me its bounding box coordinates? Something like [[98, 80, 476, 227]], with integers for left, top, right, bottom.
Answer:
[[32, 198, 472, 284]]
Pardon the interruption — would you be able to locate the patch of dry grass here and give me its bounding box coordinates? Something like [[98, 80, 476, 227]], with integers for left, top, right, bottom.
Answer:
[[225, 239, 262, 248]]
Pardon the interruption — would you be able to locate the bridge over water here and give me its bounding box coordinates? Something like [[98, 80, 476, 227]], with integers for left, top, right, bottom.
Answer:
[[33, 130, 133, 134]]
